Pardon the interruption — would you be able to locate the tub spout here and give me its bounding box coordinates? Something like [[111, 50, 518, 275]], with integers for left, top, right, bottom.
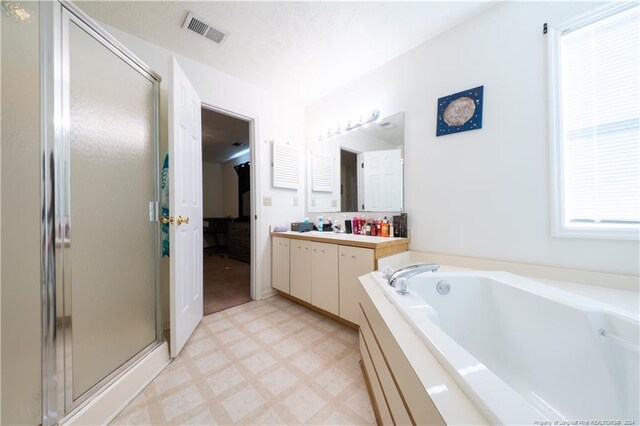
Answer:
[[388, 263, 440, 288]]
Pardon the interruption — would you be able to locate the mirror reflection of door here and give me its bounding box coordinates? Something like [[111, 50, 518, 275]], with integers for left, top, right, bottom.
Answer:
[[361, 149, 403, 211]]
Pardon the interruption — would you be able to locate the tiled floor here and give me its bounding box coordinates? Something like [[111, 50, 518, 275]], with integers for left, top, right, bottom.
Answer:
[[111, 295, 375, 425]]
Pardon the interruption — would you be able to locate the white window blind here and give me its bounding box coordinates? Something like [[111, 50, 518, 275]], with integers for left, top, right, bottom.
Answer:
[[558, 5, 639, 235]]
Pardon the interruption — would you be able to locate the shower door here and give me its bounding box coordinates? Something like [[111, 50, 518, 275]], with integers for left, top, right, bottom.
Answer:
[[41, 2, 162, 424]]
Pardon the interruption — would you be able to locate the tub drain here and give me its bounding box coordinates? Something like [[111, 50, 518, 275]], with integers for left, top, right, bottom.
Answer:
[[436, 280, 450, 295]]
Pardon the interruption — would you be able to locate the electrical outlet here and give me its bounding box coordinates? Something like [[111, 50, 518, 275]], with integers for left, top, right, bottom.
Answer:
[[293, 196, 298, 206], [263, 196, 272, 206], [331, 199, 337, 208], [311, 198, 316, 207]]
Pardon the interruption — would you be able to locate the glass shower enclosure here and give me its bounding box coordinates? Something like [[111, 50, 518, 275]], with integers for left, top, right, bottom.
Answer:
[[41, 2, 162, 424]]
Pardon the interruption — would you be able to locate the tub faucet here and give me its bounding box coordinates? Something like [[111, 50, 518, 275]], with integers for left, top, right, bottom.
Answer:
[[388, 263, 440, 288]]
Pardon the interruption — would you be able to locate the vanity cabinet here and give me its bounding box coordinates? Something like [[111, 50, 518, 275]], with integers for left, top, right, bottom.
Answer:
[[271, 231, 408, 326], [339, 246, 374, 324], [290, 240, 312, 302], [271, 237, 290, 293], [311, 242, 340, 315]]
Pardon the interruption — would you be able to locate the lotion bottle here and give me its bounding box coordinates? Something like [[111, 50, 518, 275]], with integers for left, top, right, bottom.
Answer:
[[381, 217, 390, 237]]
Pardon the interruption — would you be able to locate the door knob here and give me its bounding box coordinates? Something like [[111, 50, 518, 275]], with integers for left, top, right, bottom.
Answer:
[[176, 216, 190, 225], [160, 216, 175, 225]]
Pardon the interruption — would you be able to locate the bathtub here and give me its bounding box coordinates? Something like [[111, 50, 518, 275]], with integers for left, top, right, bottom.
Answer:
[[373, 269, 639, 425]]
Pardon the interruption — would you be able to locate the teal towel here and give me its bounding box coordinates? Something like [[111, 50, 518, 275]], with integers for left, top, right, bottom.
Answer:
[[161, 153, 170, 257]]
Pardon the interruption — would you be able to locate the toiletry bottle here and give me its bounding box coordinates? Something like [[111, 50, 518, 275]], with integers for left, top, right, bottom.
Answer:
[[317, 216, 323, 232], [365, 221, 371, 236], [376, 218, 382, 236], [345, 217, 352, 234], [393, 215, 400, 237], [400, 213, 408, 238], [381, 217, 390, 237]]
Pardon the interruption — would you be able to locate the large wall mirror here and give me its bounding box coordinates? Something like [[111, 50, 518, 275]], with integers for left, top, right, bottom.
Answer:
[[307, 112, 404, 213]]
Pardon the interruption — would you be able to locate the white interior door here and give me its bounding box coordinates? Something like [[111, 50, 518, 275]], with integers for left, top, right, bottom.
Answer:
[[169, 57, 203, 357], [362, 149, 402, 211]]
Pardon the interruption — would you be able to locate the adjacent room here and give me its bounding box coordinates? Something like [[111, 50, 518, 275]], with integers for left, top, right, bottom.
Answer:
[[201, 107, 252, 315]]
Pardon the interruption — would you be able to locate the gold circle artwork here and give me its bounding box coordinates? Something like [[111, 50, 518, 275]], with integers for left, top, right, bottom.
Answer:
[[443, 97, 476, 126]]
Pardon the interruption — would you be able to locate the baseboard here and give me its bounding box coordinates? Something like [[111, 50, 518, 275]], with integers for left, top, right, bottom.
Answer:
[[276, 290, 358, 330], [261, 287, 276, 299], [62, 341, 170, 426]]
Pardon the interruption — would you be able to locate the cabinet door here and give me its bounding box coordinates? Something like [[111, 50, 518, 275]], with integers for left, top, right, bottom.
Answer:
[[311, 242, 339, 315], [339, 245, 374, 324], [271, 237, 290, 293], [290, 239, 312, 302]]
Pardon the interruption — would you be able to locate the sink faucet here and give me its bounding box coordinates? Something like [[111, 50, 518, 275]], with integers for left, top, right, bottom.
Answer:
[[388, 263, 440, 288]]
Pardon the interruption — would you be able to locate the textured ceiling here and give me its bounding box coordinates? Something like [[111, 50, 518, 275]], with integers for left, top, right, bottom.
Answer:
[[76, 1, 494, 104], [201, 108, 249, 163]]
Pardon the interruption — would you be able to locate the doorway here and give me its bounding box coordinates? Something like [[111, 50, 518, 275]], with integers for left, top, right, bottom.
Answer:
[[201, 106, 252, 315]]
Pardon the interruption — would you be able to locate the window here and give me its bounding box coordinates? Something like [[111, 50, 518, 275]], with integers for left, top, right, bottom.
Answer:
[[549, 3, 639, 239]]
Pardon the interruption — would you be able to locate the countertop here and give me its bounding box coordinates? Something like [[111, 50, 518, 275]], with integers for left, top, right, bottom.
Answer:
[[270, 230, 409, 250]]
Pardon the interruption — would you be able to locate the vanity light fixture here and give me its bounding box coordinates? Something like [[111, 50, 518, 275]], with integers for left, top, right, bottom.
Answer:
[[318, 109, 380, 141]]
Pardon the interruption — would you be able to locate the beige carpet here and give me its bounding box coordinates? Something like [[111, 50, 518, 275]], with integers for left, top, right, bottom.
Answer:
[[203, 253, 251, 316]]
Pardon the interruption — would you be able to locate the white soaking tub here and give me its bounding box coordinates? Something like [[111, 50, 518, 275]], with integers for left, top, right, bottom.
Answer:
[[373, 270, 639, 425]]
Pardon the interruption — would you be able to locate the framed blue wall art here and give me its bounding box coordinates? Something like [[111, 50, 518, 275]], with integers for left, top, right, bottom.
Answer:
[[436, 86, 484, 136]]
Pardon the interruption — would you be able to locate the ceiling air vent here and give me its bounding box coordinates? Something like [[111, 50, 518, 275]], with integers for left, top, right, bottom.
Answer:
[[182, 12, 228, 45]]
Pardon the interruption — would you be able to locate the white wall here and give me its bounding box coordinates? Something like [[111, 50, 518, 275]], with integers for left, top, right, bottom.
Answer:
[[202, 161, 223, 218], [103, 25, 306, 307], [305, 1, 639, 277]]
